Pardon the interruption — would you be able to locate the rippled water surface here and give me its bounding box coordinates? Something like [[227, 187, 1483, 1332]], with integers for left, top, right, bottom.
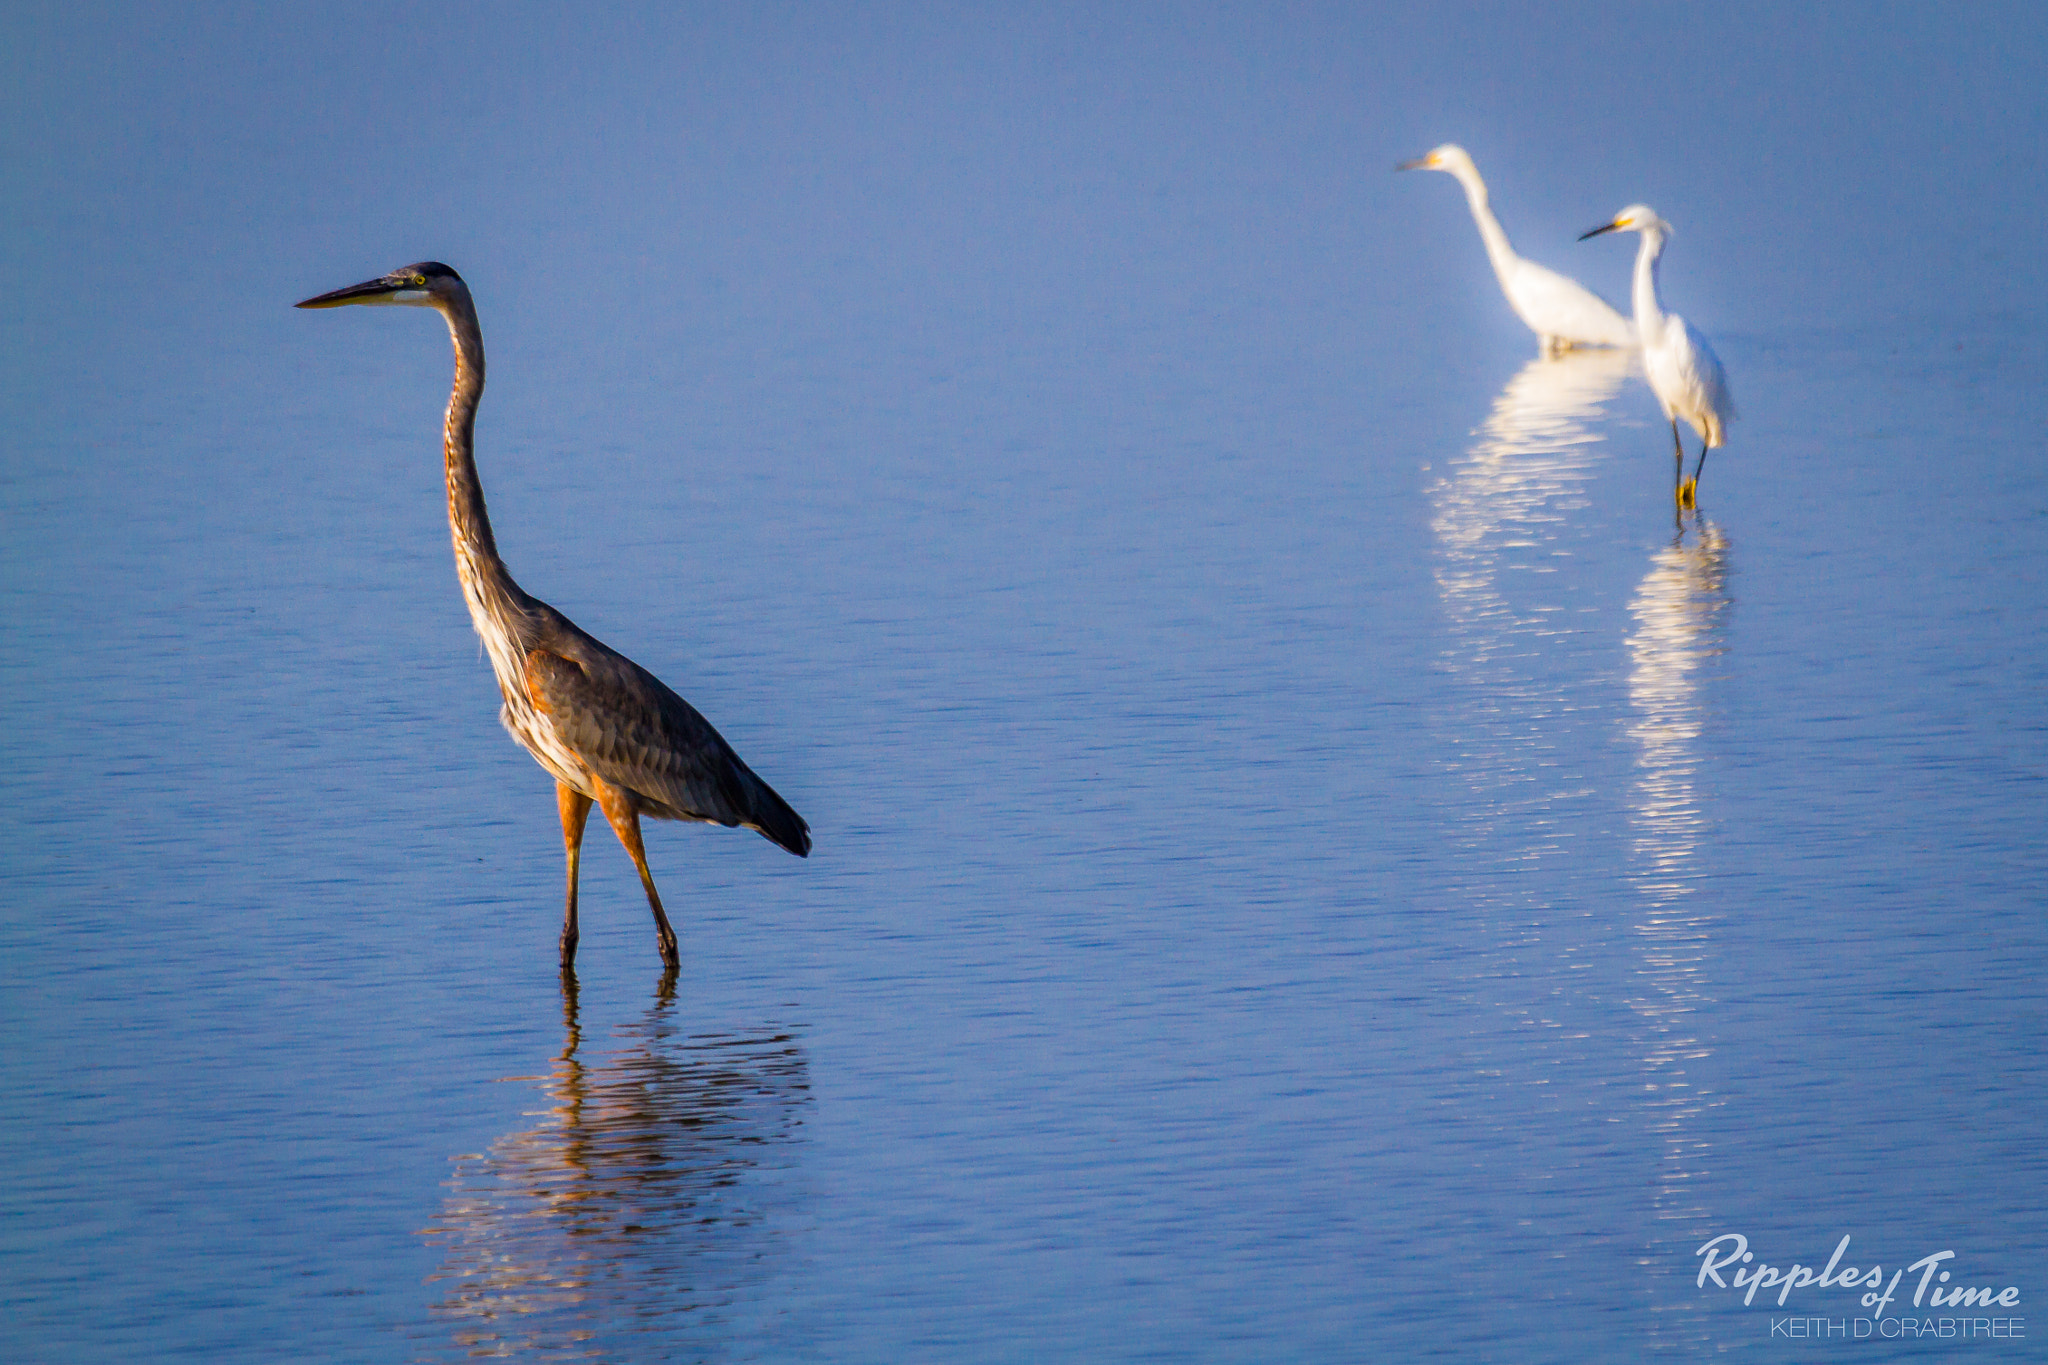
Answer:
[[5, 6, 2046, 1360]]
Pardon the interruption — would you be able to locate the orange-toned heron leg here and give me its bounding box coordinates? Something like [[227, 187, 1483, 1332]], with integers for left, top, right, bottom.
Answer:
[[557, 782, 593, 966], [592, 775, 679, 968]]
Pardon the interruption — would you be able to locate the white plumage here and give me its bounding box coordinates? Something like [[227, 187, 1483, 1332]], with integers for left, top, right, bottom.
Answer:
[[1399, 144, 1636, 354], [1581, 205, 1734, 506]]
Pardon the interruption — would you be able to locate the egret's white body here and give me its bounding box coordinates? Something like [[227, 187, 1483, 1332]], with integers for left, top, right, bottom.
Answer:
[[1400, 144, 1636, 354], [1581, 205, 1734, 505]]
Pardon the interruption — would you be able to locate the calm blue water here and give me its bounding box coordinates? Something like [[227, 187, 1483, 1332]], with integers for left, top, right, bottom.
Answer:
[[4, 5, 2045, 1360]]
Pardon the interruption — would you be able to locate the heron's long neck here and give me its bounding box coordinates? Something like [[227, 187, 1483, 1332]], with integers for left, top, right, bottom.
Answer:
[[1632, 229, 1669, 338], [1450, 165, 1520, 285], [437, 299, 533, 657]]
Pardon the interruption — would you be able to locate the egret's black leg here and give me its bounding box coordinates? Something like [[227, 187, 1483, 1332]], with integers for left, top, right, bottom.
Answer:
[[1690, 440, 1711, 501], [557, 782, 593, 966], [1672, 423, 1700, 509]]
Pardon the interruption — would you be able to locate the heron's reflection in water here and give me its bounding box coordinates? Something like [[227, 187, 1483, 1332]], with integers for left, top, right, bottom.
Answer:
[[420, 972, 810, 1358], [1623, 523, 1730, 1329]]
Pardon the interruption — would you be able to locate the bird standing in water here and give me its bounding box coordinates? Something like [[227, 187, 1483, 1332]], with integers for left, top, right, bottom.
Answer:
[[1581, 207, 1734, 508], [1399, 144, 1636, 355], [298, 263, 809, 968]]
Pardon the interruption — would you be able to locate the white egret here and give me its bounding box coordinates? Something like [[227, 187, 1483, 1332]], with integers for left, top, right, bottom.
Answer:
[[1581, 206, 1734, 508], [1398, 144, 1636, 355]]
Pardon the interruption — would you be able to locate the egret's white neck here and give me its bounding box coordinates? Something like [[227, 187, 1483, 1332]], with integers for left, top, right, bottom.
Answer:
[[1444, 161, 1521, 287], [1631, 227, 1669, 339]]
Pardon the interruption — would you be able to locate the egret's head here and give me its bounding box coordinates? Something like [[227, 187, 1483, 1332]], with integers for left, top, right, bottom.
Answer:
[[296, 261, 467, 310], [1396, 143, 1474, 175], [1579, 205, 1667, 240]]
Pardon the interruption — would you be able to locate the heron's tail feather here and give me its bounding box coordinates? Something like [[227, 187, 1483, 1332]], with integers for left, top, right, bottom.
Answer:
[[736, 763, 811, 857]]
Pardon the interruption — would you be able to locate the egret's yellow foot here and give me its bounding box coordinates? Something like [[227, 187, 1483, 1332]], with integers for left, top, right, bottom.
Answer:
[[1677, 478, 1698, 510]]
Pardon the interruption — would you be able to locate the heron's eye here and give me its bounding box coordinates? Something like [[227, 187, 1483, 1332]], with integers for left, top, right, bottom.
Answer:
[[409, 274, 428, 287]]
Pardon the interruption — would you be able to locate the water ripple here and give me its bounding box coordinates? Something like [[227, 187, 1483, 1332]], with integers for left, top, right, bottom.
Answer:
[[1624, 521, 1732, 1338], [415, 977, 810, 1360]]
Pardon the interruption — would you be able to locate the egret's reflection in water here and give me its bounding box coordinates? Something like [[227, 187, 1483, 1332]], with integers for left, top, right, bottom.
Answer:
[[1433, 349, 1634, 640], [1430, 349, 1633, 921], [1428, 350, 1654, 1319], [1623, 522, 1731, 1333], [418, 975, 810, 1359]]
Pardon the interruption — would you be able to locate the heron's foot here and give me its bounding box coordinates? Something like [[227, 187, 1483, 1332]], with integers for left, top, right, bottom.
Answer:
[[657, 927, 679, 969], [559, 928, 579, 967], [1677, 478, 1698, 510]]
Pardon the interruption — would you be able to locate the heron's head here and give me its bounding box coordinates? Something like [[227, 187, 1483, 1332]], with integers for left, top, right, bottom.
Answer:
[[1395, 143, 1473, 175], [296, 261, 468, 310], [1579, 205, 1668, 241]]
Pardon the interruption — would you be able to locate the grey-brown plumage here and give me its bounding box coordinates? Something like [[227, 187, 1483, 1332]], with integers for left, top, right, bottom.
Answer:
[[298, 262, 808, 968], [521, 620, 811, 854]]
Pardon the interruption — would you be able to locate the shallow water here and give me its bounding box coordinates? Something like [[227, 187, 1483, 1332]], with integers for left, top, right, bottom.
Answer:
[[5, 7, 2047, 1361], [9, 306, 2041, 1361]]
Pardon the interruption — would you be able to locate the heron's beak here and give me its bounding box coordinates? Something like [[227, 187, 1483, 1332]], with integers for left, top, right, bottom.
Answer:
[[1578, 221, 1622, 241], [295, 275, 422, 308], [1395, 156, 1432, 171]]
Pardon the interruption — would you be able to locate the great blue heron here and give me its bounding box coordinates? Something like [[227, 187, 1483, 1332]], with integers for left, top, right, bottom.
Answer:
[[298, 262, 809, 968], [1581, 207, 1735, 508], [1398, 144, 1637, 355]]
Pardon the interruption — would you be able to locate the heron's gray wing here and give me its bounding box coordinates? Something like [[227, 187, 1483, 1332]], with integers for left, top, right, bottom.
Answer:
[[525, 647, 754, 826], [525, 644, 812, 855]]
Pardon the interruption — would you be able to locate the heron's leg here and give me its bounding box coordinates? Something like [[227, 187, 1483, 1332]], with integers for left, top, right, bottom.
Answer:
[[592, 776, 680, 968], [557, 782, 593, 966]]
